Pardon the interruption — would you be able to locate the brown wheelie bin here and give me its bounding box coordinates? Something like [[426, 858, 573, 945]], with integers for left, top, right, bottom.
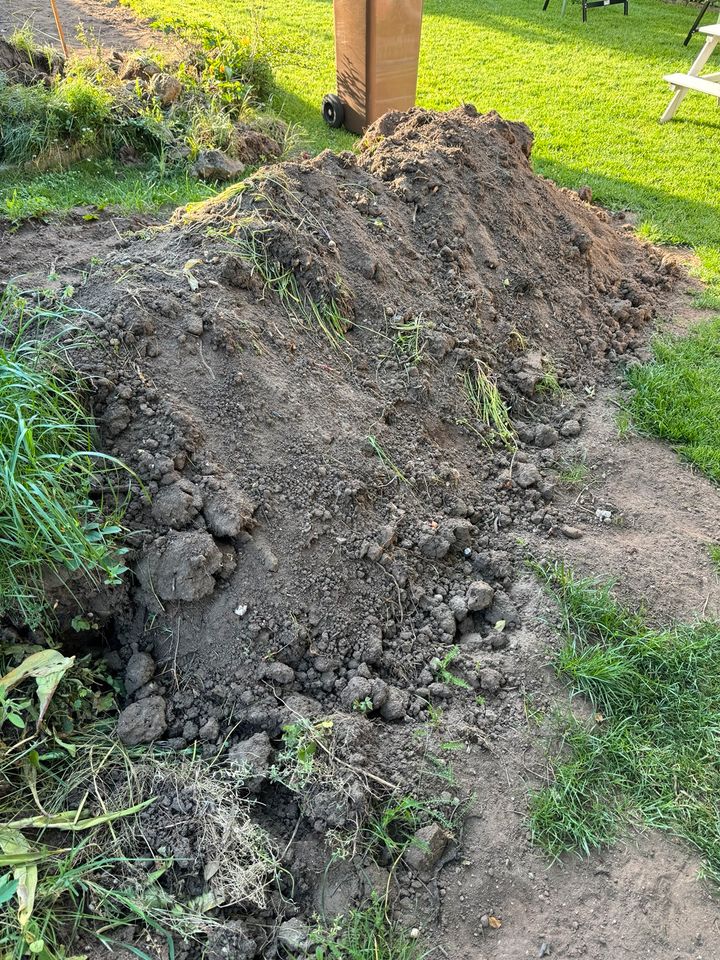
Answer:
[[323, 0, 424, 134]]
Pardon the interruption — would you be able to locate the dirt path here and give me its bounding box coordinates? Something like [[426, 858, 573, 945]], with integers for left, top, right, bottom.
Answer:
[[436, 343, 720, 958], [0, 0, 175, 52], [553, 384, 720, 622]]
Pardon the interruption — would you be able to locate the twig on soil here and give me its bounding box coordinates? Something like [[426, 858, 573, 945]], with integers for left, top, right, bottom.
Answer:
[[198, 339, 216, 380]]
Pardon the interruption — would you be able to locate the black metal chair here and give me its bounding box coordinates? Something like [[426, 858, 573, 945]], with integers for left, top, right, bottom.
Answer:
[[684, 1, 720, 46], [543, 0, 629, 23]]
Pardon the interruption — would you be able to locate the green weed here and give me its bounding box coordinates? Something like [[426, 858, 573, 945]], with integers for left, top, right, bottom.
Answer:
[[436, 646, 470, 690], [364, 794, 458, 859], [557, 461, 588, 487], [367, 436, 409, 484], [391, 315, 426, 366], [535, 366, 562, 397], [353, 697, 374, 715], [708, 544, 720, 574], [311, 895, 423, 960], [182, 23, 274, 103], [529, 563, 720, 880], [0, 290, 132, 627], [627, 318, 720, 483], [424, 754, 457, 787], [270, 717, 335, 792]]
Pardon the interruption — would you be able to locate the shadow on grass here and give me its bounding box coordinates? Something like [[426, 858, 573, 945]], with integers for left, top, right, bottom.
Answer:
[[422, 0, 702, 65], [539, 157, 720, 251], [270, 84, 356, 151]]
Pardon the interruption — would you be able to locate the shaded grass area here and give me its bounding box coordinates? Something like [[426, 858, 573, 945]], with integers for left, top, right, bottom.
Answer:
[[627, 318, 720, 483], [120, 0, 720, 271], [530, 564, 720, 881]]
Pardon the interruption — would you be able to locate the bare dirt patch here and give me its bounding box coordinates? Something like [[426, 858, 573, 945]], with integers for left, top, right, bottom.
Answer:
[[548, 384, 720, 622], [2, 104, 719, 958], [0, 0, 179, 53]]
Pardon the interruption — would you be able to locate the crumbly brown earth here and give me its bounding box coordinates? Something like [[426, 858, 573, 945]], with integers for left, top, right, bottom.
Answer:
[[0, 0, 181, 53], [2, 103, 720, 959]]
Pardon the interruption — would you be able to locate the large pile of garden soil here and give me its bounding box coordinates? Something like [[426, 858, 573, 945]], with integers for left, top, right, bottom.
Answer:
[[63, 105, 683, 954]]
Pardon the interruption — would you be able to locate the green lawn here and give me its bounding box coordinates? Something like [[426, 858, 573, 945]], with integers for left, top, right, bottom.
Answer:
[[118, 0, 720, 275]]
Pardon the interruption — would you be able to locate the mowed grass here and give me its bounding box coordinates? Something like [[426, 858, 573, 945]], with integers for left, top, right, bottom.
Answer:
[[119, 0, 720, 269], [530, 564, 720, 880], [628, 317, 720, 482]]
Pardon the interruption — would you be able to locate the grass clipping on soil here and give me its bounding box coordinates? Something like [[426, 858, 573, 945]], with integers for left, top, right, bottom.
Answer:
[[530, 564, 720, 881]]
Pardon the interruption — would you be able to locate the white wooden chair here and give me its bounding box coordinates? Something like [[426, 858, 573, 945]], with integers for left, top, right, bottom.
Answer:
[[661, 23, 720, 122]]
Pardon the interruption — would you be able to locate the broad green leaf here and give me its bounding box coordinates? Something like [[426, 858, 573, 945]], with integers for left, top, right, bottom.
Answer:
[[0, 829, 37, 927], [0, 873, 19, 904], [0, 650, 75, 728]]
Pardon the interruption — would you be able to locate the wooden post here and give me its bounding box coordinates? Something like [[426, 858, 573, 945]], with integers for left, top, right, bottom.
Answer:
[[49, 0, 69, 58]]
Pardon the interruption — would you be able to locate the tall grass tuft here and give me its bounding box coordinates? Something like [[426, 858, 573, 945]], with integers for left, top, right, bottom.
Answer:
[[0, 288, 130, 627]]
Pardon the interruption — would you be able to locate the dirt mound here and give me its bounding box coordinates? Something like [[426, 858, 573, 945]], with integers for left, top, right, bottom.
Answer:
[[53, 105, 682, 949]]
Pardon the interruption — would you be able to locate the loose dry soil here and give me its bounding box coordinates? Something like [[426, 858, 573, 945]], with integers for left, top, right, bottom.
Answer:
[[0, 0, 180, 52], [3, 12, 720, 955]]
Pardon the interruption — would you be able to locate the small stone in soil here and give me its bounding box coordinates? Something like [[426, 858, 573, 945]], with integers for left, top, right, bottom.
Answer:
[[466, 580, 494, 611], [117, 695, 167, 746], [514, 462, 541, 488], [277, 917, 310, 953], [229, 731, 274, 791], [404, 824, 450, 876], [124, 651, 155, 696], [560, 419, 582, 438]]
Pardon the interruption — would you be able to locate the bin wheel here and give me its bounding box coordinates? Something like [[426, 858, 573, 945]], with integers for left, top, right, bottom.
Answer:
[[322, 94, 345, 129]]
